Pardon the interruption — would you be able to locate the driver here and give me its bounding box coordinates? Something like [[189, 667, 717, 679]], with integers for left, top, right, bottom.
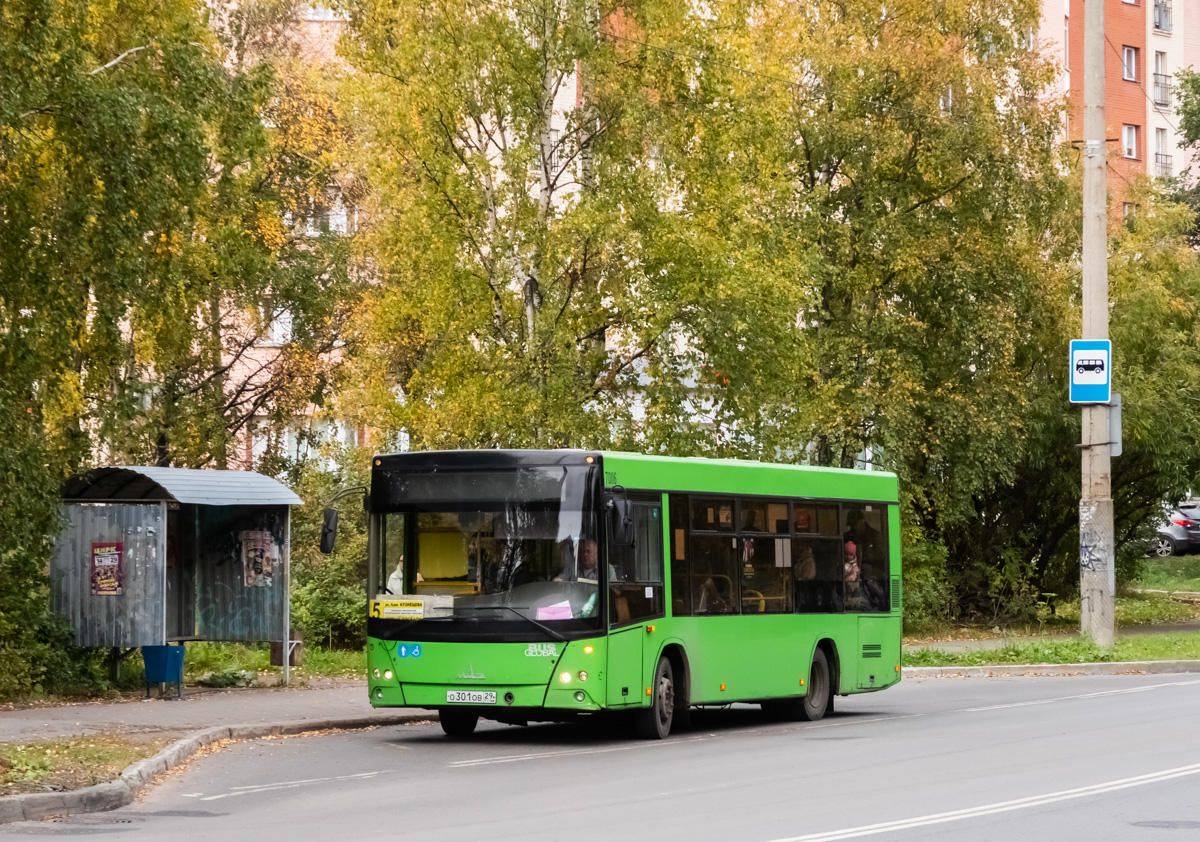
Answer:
[[555, 538, 616, 583]]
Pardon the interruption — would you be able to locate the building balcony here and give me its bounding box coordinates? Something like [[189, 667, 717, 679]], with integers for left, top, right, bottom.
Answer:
[[1153, 74, 1172, 107], [1155, 0, 1173, 34], [1155, 152, 1173, 179]]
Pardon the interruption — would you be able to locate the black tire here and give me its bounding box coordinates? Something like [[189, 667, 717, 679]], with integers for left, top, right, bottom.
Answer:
[[439, 708, 479, 737], [1155, 536, 1179, 558], [634, 657, 675, 739], [799, 648, 831, 722]]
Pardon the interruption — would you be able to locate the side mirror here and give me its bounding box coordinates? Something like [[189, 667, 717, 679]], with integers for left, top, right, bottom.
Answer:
[[609, 498, 634, 547], [320, 508, 339, 555]]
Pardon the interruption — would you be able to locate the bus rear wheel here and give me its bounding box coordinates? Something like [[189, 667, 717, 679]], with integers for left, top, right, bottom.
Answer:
[[800, 648, 831, 722], [634, 656, 675, 739], [439, 708, 479, 737]]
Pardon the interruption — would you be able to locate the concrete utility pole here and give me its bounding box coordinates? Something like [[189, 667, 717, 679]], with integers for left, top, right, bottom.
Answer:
[[1080, 0, 1115, 648]]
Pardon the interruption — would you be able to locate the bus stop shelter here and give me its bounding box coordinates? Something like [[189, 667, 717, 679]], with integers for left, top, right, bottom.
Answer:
[[51, 467, 303, 685]]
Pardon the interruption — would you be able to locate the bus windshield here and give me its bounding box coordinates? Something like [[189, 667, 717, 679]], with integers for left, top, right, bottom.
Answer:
[[378, 465, 603, 632]]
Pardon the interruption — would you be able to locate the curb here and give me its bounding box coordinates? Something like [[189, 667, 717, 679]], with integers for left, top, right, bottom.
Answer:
[[904, 659, 1200, 678], [0, 712, 432, 825]]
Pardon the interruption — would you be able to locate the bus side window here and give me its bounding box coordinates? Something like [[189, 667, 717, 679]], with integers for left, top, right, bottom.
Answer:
[[608, 497, 665, 627], [793, 537, 843, 614], [842, 505, 888, 613], [669, 495, 690, 616]]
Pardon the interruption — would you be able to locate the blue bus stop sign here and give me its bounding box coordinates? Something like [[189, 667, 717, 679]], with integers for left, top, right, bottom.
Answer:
[[1069, 339, 1111, 404]]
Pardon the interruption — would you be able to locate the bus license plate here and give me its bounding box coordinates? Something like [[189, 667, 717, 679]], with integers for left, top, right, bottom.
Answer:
[[446, 690, 496, 704]]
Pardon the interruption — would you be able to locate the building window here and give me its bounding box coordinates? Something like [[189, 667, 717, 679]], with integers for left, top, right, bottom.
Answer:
[[1154, 0, 1173, 33], [1155, 128, 1172, 177], [1153, 53, 1171, 106], [1123, 47, 1138, 82], [1122, 125, 1138, 159], [259, 302, 293, 346]]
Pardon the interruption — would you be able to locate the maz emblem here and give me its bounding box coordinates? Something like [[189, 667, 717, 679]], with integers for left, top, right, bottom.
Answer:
[[456, 664, 485, 680]]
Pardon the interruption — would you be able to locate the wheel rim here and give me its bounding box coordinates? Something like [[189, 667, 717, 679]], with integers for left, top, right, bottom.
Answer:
[[657, 672, 674, 729], [1157, 538, 1173, 557]]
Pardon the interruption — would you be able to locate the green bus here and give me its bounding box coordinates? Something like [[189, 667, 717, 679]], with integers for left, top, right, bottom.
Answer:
[[356, 449, 901, 739]]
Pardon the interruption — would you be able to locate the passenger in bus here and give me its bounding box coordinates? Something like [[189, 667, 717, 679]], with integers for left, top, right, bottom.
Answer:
[[696, 576, 731, 614], [843, 541, 860, 583], [795, 544, 816, 581], [843, 540, 861, 609], [844, 510, 882, 567], [845, 510, 886, 610], [386, 555, 422, 594]]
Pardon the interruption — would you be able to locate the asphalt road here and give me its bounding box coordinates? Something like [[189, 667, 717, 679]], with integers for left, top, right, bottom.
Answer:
[[4, 674, 1199, 840]]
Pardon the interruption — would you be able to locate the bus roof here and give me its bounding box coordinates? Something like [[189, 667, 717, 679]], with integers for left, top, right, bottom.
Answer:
[[599, 451, 899, 503], [370, 449, 899, 504]]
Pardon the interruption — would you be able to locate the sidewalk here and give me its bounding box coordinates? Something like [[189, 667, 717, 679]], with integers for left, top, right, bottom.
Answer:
[[0, 680, 428, 745]]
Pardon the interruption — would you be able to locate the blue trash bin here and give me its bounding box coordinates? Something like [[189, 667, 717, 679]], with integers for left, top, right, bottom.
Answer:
[[142, 644, 185, 699]]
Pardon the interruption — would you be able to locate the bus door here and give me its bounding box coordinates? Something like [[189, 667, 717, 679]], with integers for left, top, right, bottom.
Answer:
[[857, 617, 896, 689], [606, 496, 666, 706], [607, 626, 643, 706]]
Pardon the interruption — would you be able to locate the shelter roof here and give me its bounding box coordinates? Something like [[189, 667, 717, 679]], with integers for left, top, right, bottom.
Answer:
[[62, 466, 303, 506]]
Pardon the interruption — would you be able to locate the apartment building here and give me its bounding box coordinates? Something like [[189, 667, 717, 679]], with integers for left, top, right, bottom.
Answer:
[[1040, 0, 1200, 202]]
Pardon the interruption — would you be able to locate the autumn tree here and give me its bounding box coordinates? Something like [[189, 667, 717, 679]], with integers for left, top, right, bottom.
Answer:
[[2, 0, 227, 693], [0, 0, 357, 693], [98, 4, 360, 471], [337, 0, 758, 449]]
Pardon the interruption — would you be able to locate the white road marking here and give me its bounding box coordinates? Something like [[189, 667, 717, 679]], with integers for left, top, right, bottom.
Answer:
[[761, 762, 1200, 842], [448, 737, 708, 768], [199, 771, 388, 801], [960, 678, 1200, 712]]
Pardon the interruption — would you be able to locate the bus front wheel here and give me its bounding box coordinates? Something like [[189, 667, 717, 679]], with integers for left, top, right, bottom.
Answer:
[[439, 708, 479, 737], [800, 648, 831, 722], [634, 656, 675, 739]]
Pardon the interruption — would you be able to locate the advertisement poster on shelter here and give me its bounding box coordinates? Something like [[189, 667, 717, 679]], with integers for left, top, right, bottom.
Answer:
[[90, 542, 123, 596], [241, 531, 276, 587]]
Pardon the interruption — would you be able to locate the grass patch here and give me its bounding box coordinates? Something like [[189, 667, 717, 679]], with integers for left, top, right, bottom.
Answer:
[[903, 631, 1200, 668], [182, 642, 363, 685], [1060, 592, 1200, 627], [296, 646, 363, 679], [904, 592, 1200, 644], [0, 735, 170, 795], [1133, 553, 1200, 593]]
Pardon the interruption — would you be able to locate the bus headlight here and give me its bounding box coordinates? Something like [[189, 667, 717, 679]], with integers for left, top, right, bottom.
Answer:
[[384, 670, 393, 680], [559, 671, 572, 683], [372, 669, 381, 678], [574, 691, 586, 702], [577, 671, 588, 681]]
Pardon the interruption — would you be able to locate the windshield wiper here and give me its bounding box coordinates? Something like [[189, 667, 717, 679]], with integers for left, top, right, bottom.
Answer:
[[456, 605, 566, 641]]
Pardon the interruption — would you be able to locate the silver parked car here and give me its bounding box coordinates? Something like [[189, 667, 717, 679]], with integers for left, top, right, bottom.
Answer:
[[1155, 511, 1192, 557]]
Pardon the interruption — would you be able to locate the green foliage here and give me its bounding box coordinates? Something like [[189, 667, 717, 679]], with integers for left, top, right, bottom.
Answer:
[[287, 451, 371, 648], [898, 531, 958, 635]]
